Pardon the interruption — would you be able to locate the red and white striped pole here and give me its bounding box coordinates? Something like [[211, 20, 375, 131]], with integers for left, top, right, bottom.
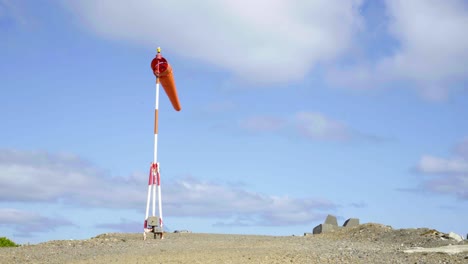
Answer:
[[144, 46, 180, 239], [144, 48, 163, 234], [144, 163, 153, 226], [154, 77, 163, 229]]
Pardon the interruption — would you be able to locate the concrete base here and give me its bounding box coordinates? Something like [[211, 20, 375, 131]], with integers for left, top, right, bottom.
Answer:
[[325, 215, 338, 226], [313, 223, 339, 234], [312, 215, 361, 235], [343, 218, 360, 227]]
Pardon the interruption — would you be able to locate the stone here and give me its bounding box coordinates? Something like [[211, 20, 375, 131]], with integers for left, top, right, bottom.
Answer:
[[324, 215, 338, 226], [343, 218, 360, 227], [313, 223, 339, 234], [404, 245, 468, 255], [447, 232, 463, 242], [174, 230, 191, 233]]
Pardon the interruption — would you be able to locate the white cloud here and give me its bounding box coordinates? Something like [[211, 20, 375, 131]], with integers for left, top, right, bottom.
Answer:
[[165, 177, 335, 225], [238, 111, 386, 142], [386, 1, 468, 72], [412, 139, 468, 200], [0, 149, 335, 226], [294, 112, 350, 141], [455, 137, 468, 160], [416, 155, 468, 174], [420, 175, 468, 200], [0, 208, 74, 237], [62, 1, 468, 99], [383, 0, 468, 99], [334, 0, 468, 100], [0, 149, 143, 206], [64, 0, 364, 84]]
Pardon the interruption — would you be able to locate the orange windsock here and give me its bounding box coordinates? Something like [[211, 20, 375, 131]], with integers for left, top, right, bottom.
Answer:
[[151, 53, 181, 111]]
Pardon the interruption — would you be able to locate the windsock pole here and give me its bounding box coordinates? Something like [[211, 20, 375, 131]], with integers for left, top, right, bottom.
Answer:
[[153, 78, 159, 219], [144, 79, 162, 237], [154, 77, 163, 229], [144, 80, 160, 229], [144, 54, 162, 235], [145, 46, 179, 240]]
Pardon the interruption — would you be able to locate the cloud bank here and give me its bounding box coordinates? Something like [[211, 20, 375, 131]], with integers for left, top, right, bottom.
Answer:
[[0, 149, 335, 226], [295, 112, 350, 141], [412, 139, 468, 200], [0, 208, 75, 237], [330, 0, 468, 100], [64, 0, 468, 99], [65, 0, 363, 84], [238, 111, 385, 142], [65, 0, 468, 101]]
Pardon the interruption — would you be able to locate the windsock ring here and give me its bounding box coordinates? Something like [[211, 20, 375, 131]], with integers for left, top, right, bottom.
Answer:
[[151, 55, 181, 111]]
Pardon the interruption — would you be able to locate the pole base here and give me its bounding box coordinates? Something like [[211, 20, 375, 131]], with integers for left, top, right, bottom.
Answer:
[[143, 216, 164, 240], [143, 228, 164, 240]]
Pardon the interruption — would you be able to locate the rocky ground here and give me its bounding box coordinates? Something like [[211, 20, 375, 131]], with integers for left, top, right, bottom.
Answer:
[[1, 223, 467, 263]]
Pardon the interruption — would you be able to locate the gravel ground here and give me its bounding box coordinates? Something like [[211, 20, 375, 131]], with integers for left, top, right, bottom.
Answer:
[[1, 224, 467, 263]]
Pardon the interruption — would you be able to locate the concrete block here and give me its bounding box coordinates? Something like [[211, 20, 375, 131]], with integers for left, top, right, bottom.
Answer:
[[343, 218, 360, 227], [324, 215, 338, 226], [147, 216, 160, 227], [447, 232, 463, 242], [313, 223, 339, 234]]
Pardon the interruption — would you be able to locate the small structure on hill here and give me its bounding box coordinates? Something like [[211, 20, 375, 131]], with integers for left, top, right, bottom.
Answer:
[[309, 214, 360, 235]]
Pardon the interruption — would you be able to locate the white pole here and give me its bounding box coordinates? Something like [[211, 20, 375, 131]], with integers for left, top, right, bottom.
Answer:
[[154, 79, 159, 165], [153, 79, 160, 217], [145, 170, 152, 221], [152, 170, 156, 216], [157, 166, 163, 229]]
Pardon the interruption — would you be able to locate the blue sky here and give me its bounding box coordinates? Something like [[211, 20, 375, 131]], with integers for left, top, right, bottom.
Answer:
[[1, 0, 467, 244]]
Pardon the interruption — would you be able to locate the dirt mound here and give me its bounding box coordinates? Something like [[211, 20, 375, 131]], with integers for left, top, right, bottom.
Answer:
[[1, 228, 466, 263], [317, 223, 466, 248]]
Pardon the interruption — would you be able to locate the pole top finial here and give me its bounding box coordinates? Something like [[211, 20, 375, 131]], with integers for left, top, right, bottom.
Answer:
[[157, 47, 161, 53]]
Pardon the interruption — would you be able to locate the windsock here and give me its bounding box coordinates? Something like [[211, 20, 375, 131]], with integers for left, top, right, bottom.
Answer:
[[151, 50, 181, 111]]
